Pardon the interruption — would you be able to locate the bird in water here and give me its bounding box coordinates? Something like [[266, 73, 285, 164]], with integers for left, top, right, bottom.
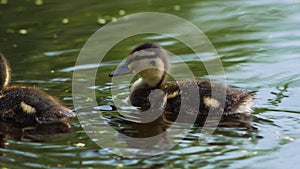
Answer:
[[0, 53, 75, 126], [109, 42, 255, 118]]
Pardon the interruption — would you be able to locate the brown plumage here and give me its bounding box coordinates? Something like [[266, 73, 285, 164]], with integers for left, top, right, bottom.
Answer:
[[0, 53, 75, 126], [109, 42, 255, 116]]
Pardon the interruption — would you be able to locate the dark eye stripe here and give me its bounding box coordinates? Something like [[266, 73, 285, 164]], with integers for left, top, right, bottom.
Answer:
[[127, 54, 157, 64], [126, 49, 169, 72]]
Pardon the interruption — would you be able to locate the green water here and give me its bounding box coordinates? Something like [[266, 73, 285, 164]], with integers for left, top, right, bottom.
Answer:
[[1, 0, 300, 168]]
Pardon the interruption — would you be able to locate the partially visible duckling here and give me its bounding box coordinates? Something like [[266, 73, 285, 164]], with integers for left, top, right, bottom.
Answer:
[[0, 53, 10, 89], [0, 53, 75, 126], [109, 42, 255, 116]]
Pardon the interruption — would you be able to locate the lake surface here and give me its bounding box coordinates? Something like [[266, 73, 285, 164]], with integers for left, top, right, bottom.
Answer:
[[1, 0, 300, 168]]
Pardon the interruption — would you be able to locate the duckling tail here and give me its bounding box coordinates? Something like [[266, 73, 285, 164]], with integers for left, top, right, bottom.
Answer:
[[59, 109, 76, 117], [234, 91, 256, 114], [248, 90, 258, 95]]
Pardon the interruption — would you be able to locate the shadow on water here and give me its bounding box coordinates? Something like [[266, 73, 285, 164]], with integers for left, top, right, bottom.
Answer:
[[100, 107, 258, 149]]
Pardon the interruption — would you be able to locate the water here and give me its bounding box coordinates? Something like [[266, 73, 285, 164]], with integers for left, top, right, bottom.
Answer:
[[1, 0, 300, 168]]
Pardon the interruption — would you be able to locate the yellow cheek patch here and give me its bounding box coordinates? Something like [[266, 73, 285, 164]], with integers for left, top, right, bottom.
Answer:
[[203, 97, 220, 108], [20, 101, 36, 114], [167, 90, 180, 99]]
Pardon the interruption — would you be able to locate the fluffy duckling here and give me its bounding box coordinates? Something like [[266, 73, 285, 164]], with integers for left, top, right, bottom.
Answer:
[[0, 53, 75, 126], [109, 42, 255, 116]]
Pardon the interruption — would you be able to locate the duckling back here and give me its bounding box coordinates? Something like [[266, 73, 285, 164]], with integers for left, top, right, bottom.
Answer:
[[0, 86, 75, 126], [130, 80, 255, 116]]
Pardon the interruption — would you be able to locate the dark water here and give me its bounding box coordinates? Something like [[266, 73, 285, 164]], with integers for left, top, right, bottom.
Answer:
[[1, 0, 300, 168]]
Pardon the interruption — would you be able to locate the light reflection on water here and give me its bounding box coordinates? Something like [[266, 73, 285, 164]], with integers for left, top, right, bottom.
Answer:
[[0, 0, 300, 168]]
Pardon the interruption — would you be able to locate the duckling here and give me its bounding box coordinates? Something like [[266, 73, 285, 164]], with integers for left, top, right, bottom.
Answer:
[[0, 53, 75, 126], [0, 53, 10, 89], [109, 42, 255, 116]]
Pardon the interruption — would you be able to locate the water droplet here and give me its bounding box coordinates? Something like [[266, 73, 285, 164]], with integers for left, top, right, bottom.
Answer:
[[18, 29, 28, 35], [97, 17, 106, 25], [173, 5, 181, 11], [62, 18, 69, 24], [119, 9, 125, 16], [283, 136, 295, 142], [240, 150, 248, 154], [34, 0, 43, 5], [74, 143, 85, 147]]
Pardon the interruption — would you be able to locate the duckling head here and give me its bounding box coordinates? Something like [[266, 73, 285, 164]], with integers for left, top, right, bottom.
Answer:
[[0, 53, 10, 90], [109, 42, 169, 88]]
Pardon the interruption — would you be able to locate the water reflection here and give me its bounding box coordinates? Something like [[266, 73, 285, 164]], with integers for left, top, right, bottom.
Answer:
[[0, 121, 72, 143], [100, 108, 256, 155]]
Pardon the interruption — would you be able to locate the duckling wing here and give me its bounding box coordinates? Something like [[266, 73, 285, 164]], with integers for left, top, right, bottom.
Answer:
[[161, 81, 255, 115]]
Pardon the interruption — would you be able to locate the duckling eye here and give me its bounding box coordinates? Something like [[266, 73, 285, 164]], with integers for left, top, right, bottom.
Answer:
[[149, 61, 156, 66]]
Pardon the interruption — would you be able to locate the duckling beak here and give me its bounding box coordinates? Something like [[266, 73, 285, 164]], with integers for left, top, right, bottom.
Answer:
[[109, 64, 131, 77]]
